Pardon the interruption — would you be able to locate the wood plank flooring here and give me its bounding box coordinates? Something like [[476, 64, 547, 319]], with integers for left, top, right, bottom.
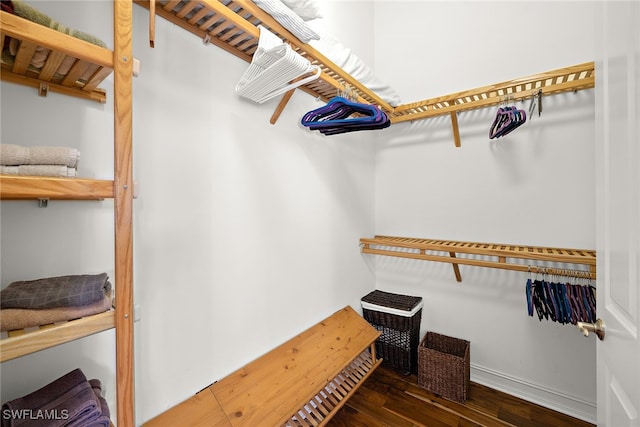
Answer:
[[327, 366, 595, 427]]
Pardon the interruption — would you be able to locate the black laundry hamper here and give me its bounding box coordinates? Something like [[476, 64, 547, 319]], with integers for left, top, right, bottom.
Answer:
[[361, 290, 423, 375]]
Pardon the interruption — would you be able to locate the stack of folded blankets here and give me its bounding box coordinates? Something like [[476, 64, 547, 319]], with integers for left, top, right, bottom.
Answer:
[[0, 273, 112, 332], [1, 368, 111, 427], [0, 144, 80, 177]]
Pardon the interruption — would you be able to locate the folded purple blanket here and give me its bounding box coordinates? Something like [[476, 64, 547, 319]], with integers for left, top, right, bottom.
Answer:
[[0, 273, 111, 310], [1, 369, 103, 427], [88, 380, 111, 427]]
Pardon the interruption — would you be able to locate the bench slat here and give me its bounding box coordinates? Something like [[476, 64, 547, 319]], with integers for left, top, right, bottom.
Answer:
[[210, 306, 380, 427]]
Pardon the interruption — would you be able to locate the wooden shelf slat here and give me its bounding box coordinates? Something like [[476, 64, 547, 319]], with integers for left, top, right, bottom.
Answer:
[[1, 310, 116, 362], [0, 175, 114, 200]]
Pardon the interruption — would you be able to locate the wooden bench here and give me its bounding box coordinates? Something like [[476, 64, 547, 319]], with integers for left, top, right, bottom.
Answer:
[[145, 306, 382, 427]]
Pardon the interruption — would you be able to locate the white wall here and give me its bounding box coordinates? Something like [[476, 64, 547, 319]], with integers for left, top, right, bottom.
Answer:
[[1, 1, 376, 425], [371, 1, 597, 422], [130, 2, 376, 424], [1, 0, 601, 425]]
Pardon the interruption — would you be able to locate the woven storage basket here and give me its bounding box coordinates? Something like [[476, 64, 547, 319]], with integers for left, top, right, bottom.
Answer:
[[417, 331, 470, 403], [361, 290, 423, 375]]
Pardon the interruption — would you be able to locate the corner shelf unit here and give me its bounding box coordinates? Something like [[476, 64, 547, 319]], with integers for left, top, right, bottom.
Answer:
[[135, 0, 594, 136], [360, 235, 596, 282], [0, 3, 134, 426]]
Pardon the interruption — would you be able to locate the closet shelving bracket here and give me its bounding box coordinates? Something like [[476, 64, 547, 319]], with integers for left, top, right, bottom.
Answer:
[[360, 235, 596, 282]]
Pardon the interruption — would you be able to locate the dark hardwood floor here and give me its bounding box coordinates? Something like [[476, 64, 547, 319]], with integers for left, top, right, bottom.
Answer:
[[327, 366, 595, 427]]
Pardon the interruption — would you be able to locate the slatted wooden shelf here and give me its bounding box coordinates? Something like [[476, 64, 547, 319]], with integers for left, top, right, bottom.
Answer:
[[0, 10, 113, 103], [134, 1, 594, 132], [360, 235, 596, 282], [1, 309, 116, 362], [0, 175, 114, 200], [391, 62, 595, 122]]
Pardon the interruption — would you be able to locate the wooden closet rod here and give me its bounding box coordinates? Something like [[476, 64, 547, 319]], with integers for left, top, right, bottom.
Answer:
[[360, 235, 596, 282]]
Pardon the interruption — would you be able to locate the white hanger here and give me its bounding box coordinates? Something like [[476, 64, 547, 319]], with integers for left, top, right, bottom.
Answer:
[[236, 26, 321, 103]]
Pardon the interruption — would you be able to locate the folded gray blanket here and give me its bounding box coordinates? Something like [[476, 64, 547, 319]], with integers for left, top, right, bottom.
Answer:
[[1, 369, 109, 427], [0, 144, 80, 167], [0, 273, 111, 310]]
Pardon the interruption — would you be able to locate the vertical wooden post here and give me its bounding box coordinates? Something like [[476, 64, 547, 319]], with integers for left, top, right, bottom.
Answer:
[[113, 1, 135, 425]]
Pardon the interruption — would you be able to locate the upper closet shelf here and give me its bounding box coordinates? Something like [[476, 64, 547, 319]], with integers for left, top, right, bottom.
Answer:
[[135, 1, 595, 128], [391, 62, 595, 123], [360, 235, 596, 282], [0, 11, 113, 103]]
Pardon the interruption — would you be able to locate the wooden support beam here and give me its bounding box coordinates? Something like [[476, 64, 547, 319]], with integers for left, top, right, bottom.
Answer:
[[450, 111, 461, 147], [149, 0, 155, 47], [449, 251, 462, 282], [270, 88, 295, 124]]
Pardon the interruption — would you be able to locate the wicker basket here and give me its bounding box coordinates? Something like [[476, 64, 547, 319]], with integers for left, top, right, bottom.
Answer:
[[417, 331, 470, 403], [361, 290, 423, 375]]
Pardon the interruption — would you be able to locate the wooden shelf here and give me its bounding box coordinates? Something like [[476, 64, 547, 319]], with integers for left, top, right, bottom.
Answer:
[[1, 309, 116, 362], [360, 235, 596, 282], [0, 175, 114, 200], [1, 2, 135, 425], [391, 62, 595, 123], [134, 1, 594, 131], [0, 11, 113, 103]]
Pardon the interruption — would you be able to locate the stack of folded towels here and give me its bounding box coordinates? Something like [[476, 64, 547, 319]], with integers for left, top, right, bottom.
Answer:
[[0, 144, 80, 178], [1, 368, 111, 427], [0, 273, 112, 332]]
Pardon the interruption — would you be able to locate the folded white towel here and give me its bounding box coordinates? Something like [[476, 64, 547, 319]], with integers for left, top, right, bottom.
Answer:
[[1, 165, 77, 177], [0, 144, 80, 167]]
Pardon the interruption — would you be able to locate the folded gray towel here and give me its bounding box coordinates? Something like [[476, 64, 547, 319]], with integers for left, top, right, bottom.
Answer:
[[0, 165, 77, 177], [0, 144, 80, 167], [1, 273, 112, 310]]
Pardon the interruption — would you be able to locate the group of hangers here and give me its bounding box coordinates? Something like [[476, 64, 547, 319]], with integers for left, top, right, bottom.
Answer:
[[489, 106, 527, 139], [488, 90, 543, 139], [526, 271, 596, 325], [300, 85, 390, 135], [235, 25, 321, 104]]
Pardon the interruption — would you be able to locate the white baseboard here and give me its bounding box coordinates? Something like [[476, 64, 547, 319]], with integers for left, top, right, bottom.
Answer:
[[471, 364, 596, 424]]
